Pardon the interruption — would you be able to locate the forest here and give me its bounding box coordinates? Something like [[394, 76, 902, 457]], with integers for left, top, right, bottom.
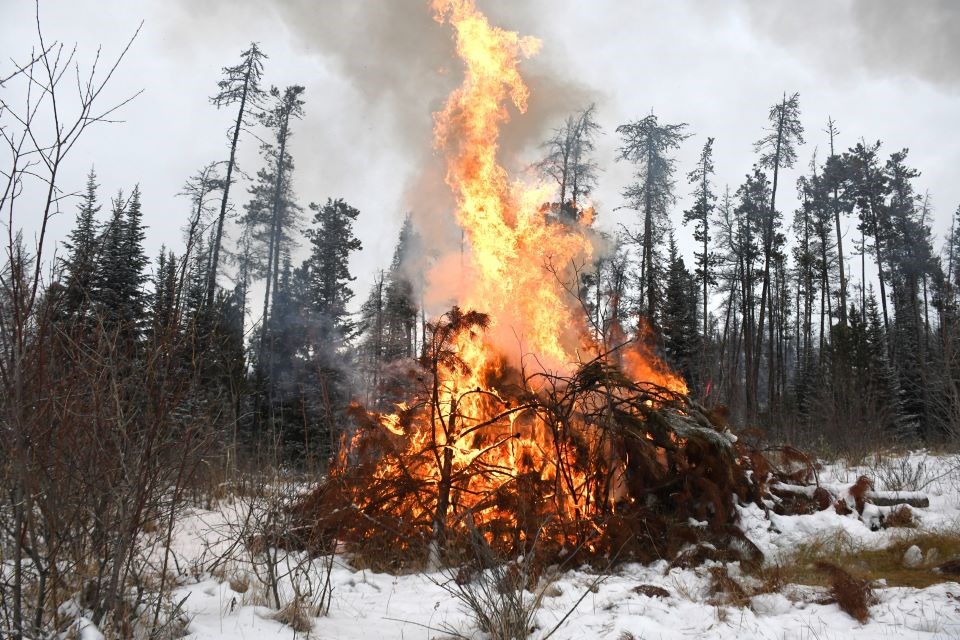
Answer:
[[3, 2, 960, 639]]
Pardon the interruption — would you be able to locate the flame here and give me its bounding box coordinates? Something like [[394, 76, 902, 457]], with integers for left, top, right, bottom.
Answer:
[[431, 0, 593, 373], [326, 0, 690, 557]]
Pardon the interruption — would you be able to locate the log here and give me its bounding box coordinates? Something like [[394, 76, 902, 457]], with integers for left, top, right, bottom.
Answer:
[[769, 482, 930, 509]]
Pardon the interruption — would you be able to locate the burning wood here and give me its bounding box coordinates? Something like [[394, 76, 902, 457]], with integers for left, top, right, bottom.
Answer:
[[291, 312, 766, 570]]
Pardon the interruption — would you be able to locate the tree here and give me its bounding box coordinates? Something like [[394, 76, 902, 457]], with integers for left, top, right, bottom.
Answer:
[[180, 163, 223, 314], [256, 196, 364, 461], [823, 117, 851, 323], [615, 113, 690, 322], [150, 248, 178, 342], [753, 92, 803, 414], [357, 216, 422, 406], [536, 103, 601, 219], [382, 215, 421, 361], [661, 233, 700, 388], [733, 168, 771, 416], [62, 168, 102, 318], [207, 43, 267, 307], [94, 187, 148, 339], [683, 137, 716, 341], [304, 198, 363, 331], [845, 140, 893, 335], [884, 149, 933, 436], [246, 85, 305, 368]]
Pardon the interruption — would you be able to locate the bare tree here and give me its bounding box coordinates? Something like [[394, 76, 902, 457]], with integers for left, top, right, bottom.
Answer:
[[536, 103, 602, 218], [0, 13, 140, 637]]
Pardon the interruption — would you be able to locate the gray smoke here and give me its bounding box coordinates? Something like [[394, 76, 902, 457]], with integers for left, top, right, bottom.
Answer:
[[741, 0, 960, 91], [262, 0, 595, 279]]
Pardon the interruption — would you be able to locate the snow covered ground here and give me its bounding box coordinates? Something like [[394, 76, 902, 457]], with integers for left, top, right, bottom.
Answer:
[[160, 452, 960, 639]]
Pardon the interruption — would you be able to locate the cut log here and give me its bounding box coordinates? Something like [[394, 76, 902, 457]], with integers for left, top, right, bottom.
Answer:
[[866, 491, 929, 509], [769, 482, 930, 509]]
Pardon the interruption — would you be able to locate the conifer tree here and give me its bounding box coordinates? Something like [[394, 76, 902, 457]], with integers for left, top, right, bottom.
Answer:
[[844, 140, 892, 334], [662, 233, 700, 388], [615, 113, 689, 322], [207, 43, 267, 306], [94, 187, 148, 338], [683, 137, 716, 341], [753, 92, 804, 413], [62, 168, 101, 318], [537, 103, 601, 219], [245, 84, 305, 368], [304, 197, 363, 333]]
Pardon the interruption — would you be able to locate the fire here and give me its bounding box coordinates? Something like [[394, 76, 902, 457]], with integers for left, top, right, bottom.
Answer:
[[312, 0, 697, 565], [431, 0, 592, 373]]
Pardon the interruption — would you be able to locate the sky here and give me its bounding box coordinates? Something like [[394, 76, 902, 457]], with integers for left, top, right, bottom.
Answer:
[[3, 0, 959, 316]]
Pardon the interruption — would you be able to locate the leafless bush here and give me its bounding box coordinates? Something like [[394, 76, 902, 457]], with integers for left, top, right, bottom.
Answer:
[[211, 464, 334, 631], [435, 522, 600, 640], [0, 9, 261, 637], [867, 452, 933, 492]]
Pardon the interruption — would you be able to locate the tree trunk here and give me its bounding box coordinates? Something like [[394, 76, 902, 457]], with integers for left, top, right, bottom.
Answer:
[[208, 57, 253, 308]]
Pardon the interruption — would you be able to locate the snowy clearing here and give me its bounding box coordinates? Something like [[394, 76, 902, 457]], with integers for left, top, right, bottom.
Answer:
[[135, 451, 960, 640]]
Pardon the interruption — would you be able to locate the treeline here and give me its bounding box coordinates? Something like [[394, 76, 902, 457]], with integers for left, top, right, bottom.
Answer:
[[549, 96, 960, 452], [9, 44, 960, 488]]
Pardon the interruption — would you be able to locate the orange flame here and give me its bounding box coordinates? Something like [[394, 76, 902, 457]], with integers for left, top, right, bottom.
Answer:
[[431, 0, 593, 373]]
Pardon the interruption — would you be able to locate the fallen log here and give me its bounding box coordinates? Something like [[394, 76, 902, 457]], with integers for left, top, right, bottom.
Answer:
[[866, 490, 929, 509], [770, 482, 930, 509]]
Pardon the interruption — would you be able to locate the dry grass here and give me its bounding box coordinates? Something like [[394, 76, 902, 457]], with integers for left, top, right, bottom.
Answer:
[[755, 528, 960, 590], [271, 597, 314, 634], [815, 561, 875, 623]]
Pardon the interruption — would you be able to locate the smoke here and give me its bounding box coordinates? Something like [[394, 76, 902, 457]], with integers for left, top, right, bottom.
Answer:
[[263, 0, 594, 295], [168, 0, 596, 320], [741, 0, 960, 91]]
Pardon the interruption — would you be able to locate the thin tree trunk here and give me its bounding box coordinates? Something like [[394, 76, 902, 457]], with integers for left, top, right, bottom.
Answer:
[[208, 57, 254, 308], [827, 118, 848, 323]]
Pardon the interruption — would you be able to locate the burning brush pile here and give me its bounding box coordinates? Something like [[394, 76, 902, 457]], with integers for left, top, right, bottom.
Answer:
[[293, 317, 768, 570], [287, 0, 842, 572]]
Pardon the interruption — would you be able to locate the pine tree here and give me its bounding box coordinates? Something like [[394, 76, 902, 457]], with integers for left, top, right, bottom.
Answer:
[[615, 113, 690, 323], [661, 233, 700, 389], [62, 168, 101, 318], [207, 43, 267, 306]]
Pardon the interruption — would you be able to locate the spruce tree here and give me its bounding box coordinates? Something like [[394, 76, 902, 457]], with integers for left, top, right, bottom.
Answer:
[[62, 168, 101, 318], [615, 113, 689, 323], [94, 187, 148, 339], [683, 137, 716, 342], [661, 233, 700, 389], [207, 43, 267, 306]]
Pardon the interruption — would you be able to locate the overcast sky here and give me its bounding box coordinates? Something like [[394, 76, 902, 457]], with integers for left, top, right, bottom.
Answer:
[[3, 0, 959, 312]]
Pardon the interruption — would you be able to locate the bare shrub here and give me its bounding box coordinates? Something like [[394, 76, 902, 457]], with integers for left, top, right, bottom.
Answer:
[[868, 453, 932, 492], [436, 524, 601, 640], [211, 465, 335, 630]]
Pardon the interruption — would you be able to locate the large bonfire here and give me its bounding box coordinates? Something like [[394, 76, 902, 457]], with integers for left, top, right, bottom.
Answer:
[[293, 0, 778, 570]]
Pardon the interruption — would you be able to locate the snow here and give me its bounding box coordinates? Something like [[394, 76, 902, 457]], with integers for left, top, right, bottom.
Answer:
[[89, 452, 960, 638]]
